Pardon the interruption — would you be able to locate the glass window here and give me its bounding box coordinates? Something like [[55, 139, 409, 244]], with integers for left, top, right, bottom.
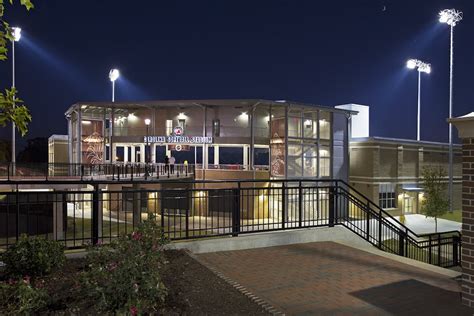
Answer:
[[303, 118, 317, 139], [303, 145, 317, 177], [219, 147, 243, 165], [288, 117, 302, 138], [254, 147, 269, 166], [319, 144, 331, 177], [319, 111, 331, 140], [178, 119, 186, 133], [166, 120, 173, 136], [379, 183, 396, 209], [287, 142, 302, 177]]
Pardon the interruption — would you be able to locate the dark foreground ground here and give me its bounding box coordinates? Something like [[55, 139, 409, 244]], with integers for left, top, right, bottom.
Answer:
[[4, 250, 269, 315]]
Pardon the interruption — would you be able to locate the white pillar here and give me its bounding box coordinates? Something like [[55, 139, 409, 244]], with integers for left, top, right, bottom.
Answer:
[[131, 146, 136, 163], [124, 146, 128, 162], [214, 145, 219, 167], [111, 144, 117, 162], [151, 144, 156, 163], [140, 144, 146, 163], [243, 145, 248, 170]]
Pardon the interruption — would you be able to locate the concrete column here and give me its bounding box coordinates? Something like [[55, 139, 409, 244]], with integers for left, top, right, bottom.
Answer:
[[243, 145, 249, 170], [214, 145, 219, 166], [111, 144, 117, 162], [397, 145, 404, 179], [132, 183, 142, 227], [140, 144, 146, 163], [449, 114, 474, 308], [418, 147, 424, 179], [124, 146, 128, 162], [131, 146, 136, 163], [52, 193, 65, 240], [67, 117, 73, 164], [151, 144, 156, 163], [76, 108, 82, 164]]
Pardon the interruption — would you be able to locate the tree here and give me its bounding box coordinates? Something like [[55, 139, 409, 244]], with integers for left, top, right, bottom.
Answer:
[[17, 137, 48, 163], [420, 165, 450, 233], [0, 0, 34, 136]]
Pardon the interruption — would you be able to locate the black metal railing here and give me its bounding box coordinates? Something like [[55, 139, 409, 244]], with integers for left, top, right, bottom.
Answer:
[[0, 179, 461, 268], [0, 162, 196, 181]]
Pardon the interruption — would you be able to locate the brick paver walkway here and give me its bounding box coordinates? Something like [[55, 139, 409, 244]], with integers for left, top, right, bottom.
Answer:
[[197, 242, 472, 315]]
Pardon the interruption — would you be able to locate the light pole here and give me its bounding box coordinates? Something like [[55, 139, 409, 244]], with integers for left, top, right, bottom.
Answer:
[[145, 118, 151, 178], [108, 69, 119, 102], [11, 27, 21, 165], [406, 59, 431, 141], [439, 8, 463, 213]]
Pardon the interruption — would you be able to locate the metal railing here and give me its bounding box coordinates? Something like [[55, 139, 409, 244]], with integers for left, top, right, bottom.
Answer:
[[0, 162, 196, 182], [0, 178, 461, 267]]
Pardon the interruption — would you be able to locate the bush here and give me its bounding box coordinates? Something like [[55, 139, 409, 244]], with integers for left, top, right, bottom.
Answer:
[[81, 215, 168, 314], [1, 235, 66, 278], [0, 277, 48, 315]]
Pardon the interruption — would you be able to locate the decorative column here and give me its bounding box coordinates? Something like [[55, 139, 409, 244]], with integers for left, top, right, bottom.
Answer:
[[449, 113, 474, 308], [140, 144, 146, 163], [151, 144, 156, 163]]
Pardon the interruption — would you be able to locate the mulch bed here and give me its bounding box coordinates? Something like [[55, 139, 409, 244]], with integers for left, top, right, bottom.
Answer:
[[5, 250, 270, 315]]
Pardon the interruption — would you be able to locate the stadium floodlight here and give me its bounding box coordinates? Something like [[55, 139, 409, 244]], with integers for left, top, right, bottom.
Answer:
[[439, 8, 463, 213], [108, 69, 120, 102], [406, 59, 431, 141]]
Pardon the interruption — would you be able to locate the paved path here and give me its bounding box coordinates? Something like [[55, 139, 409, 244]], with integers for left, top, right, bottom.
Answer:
[[393, 214, 461, 234], [198, 242, 471, 315]]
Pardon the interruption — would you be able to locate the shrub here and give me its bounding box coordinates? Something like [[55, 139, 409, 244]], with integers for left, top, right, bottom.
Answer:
[[81, 215, 168, 314], [1, 235, 66, 278], [0, 277, 48, 315]]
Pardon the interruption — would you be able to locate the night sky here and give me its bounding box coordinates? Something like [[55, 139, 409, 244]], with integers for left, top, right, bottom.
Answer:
[[1, 0, 473, 150]]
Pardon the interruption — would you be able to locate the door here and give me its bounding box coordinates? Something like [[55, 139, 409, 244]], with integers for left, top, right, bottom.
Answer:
[[403, 196, 413, 214]]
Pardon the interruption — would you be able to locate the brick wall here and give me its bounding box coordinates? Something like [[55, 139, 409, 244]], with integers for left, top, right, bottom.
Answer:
[[462, 138, 474, 307]]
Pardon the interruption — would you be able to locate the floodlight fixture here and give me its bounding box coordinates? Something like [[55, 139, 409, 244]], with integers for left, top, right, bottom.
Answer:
[[439, 9, 463, 27], [12, 27, 21, 42], [109, 68, 120, 82]]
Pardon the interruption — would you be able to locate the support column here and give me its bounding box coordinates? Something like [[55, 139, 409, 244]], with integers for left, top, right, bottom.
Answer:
[[110, 108, 115, 163], [131, 146, 136, 163], [243, 145, 249, 170], [124, 146, 128, 163], [111, 144, 117, 162], [151, 144, 156, 163], [67, 117, 73, 164], [449, 114, 474, 308], [214, 145, 219, 166], [76, 108, 82, 164], [140, 144, 146, 163]]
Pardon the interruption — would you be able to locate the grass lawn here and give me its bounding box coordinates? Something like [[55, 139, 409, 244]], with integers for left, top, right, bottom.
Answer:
[[438, 210, 462, 223]]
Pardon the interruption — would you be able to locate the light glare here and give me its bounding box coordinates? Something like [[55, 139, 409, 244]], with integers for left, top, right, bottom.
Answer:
[[406, 59, 417, 69], [439, 9, 463, 27], [109, 68, 120, 82], [144, 118, 151, 126], [12, 27, 21, 42]]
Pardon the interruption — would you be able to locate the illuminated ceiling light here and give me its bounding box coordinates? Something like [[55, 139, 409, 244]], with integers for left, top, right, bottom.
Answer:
[[304, 119, 312, 126], [82, 120, 92, 125], [439, 9, 463, 27], [240, 112, 249, 119], [144, 118, 151, 126], [177, 112, 187, 119], [109, 68, 120, 82], [12, 27, 21, 42]]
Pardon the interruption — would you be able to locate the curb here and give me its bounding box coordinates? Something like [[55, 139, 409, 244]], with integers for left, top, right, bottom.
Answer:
[[186, 250, 285, 316]]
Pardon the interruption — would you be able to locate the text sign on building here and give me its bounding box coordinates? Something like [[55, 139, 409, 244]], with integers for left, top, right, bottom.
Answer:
[[143, 135, 213, 144]]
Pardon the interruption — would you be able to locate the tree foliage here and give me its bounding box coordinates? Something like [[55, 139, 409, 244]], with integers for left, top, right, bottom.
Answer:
[[0, 0, 34, 136], [420, 165, 450, 233]]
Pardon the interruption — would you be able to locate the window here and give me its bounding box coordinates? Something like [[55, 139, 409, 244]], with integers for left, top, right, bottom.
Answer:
[[166, 120, 173, 136], [178, 119, 186, 134], [379, 183, 396, 209], [212, 119, 220, 137]]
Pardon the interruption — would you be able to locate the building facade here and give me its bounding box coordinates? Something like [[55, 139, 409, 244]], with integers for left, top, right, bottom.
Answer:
[[349, 136, 462, 216], [63, 99, 353, 181]]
